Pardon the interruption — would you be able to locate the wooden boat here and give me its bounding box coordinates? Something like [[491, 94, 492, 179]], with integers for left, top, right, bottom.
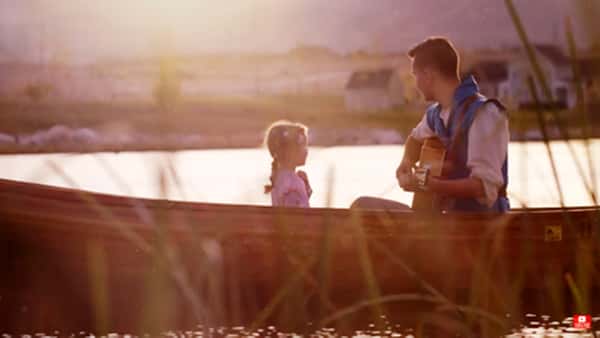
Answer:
[[0, 178, 598, 334]]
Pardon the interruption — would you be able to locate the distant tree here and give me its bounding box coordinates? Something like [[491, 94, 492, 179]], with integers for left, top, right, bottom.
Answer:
[[347, 50, 371, 61], [288, 44, 338, 60]]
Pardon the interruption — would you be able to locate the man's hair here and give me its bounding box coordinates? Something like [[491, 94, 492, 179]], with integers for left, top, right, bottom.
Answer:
[[408, 37, 459, 79]]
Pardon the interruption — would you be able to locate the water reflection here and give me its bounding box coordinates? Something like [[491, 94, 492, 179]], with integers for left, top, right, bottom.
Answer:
[[2, 315, 599, 338]]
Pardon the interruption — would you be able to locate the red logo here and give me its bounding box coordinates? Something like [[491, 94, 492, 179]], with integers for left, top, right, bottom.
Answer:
[[573, 314, 591, 329]]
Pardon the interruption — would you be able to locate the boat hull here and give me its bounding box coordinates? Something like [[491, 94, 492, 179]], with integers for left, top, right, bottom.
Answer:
[[0, 178, 598, 333]]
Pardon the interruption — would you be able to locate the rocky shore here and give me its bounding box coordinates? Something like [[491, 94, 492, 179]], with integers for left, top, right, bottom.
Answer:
[[0, 124, 598, 154]]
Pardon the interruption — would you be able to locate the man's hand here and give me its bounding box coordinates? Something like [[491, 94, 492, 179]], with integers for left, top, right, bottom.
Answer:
[[397, 135, 423, 192], [396, 161, 419, 191]]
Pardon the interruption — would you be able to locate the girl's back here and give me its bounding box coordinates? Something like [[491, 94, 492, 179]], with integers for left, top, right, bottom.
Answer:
[[270, 169, 310, 208]]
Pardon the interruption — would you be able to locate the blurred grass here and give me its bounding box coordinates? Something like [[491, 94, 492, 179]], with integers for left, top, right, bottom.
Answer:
[[504, 2, 599, 337], [526, 76, 566, 206], [87, 239, 110, 334], [506, 0, 599, 207]]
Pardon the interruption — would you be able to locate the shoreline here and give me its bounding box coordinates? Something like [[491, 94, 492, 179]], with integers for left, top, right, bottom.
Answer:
[[1, 124, 599, 154]]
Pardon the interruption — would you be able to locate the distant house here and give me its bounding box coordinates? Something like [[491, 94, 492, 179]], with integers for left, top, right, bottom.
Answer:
[[497, 45, 577, 109], [465, 47, 600, 111], [344, 68, 404, 112], [463, 61, 509, 98]]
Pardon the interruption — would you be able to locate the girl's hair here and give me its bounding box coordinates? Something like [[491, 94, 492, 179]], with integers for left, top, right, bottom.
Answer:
[[263, 120, 308, 194]]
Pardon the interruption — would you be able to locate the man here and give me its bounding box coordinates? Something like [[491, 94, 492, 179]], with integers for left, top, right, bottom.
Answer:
[[352, 37, 509, 212]]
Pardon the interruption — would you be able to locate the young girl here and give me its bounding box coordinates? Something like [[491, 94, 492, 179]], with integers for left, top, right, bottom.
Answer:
[[264, 121, 312, 207]]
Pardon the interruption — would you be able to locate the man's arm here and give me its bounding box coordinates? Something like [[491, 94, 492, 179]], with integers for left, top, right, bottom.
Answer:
[[397, 135, 424, 189], [467, 103, 509, 206], [427, 176, 485, 198], [399, 135, 423, 168], [397, 114, 432, 188]]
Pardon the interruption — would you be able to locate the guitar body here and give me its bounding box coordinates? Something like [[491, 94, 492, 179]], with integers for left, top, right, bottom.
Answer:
[[411, 137, 446, 212]]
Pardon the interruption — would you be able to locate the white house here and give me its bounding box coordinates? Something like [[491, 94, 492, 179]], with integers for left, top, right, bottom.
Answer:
[[344, 68, 404, 112], [463, 61, 509, 98], [496, 45, 576, 109]]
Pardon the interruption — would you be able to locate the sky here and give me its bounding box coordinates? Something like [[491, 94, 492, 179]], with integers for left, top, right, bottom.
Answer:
[[0, 0, 596, 63]]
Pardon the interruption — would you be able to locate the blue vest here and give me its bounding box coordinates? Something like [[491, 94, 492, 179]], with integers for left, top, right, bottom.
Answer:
[[425, 76, 509, 213]]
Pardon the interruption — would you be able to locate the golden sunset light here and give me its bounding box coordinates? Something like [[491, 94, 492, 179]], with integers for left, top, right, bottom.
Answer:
[[1, 1, 600, 337]]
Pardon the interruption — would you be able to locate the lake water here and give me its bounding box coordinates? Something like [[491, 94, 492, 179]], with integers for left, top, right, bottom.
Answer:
[[1, 140, 599, 208]]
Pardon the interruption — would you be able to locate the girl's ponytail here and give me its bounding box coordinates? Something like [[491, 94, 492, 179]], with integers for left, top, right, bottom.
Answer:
[[264, 159, 278, 194]]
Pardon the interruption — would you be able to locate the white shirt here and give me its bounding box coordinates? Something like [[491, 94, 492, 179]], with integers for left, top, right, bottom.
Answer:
[[271, 169, 310, 208], [410, 102, 509, 207]]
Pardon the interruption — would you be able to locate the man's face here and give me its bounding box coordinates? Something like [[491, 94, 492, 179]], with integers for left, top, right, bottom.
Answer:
[[411, 61, 435, 101]]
